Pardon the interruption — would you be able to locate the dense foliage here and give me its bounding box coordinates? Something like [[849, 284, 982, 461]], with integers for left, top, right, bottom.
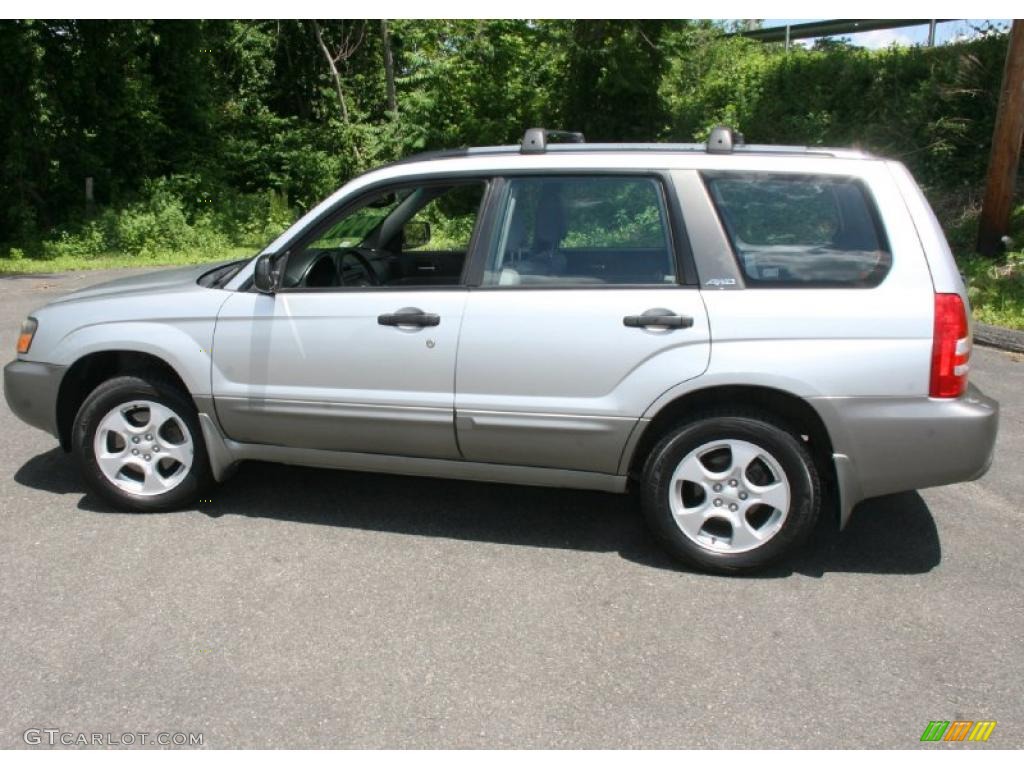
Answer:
[[0, 20, 1018, 273]]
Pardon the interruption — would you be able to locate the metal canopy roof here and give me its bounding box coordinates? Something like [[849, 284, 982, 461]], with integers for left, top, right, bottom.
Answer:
[[731, 19, 953, 45]]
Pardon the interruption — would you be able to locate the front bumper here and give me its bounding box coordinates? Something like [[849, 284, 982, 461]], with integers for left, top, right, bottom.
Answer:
[[812, 384, 999, 526], [3, 359, 65, 438]]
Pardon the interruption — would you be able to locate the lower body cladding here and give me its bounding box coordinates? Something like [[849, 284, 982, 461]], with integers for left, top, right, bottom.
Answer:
[[811, 384, 999, 526], [196, 413, 628, 493], [213, 395, 461, 460], [196, 385, 998, 529]]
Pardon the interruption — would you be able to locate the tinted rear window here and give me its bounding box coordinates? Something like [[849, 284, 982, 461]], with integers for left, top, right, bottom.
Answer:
[[703, 173, 891, 287]]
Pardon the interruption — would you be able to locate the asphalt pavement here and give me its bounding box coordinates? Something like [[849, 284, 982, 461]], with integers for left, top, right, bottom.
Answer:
[[1, 268, 1022, 748]]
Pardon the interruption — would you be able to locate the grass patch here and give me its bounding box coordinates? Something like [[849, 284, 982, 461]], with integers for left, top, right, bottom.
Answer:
[[932, 190, 1024, 331], [0, 246, 254, 275], [0, 176, 290, 276], [961, 250, 1024, 330]]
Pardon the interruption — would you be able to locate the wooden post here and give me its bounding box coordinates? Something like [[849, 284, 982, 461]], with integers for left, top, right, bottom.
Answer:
[[977, 20, 1024, 256]]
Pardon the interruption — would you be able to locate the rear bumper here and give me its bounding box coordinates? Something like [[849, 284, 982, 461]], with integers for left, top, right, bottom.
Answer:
[[812, 384, 999, 526], [3, 359, 65, 438]]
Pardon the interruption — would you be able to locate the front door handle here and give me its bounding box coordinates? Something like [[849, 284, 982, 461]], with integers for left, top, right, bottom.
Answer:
[[623, 309, 693, 329], [378, 307, 440, 327]]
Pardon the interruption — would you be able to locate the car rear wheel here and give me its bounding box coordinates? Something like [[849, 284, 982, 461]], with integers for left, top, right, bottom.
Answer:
[[641, 412, 820, 574], [72, 375, 211, 511]]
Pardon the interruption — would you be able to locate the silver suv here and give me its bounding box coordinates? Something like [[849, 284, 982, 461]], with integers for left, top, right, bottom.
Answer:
[[4, 127, 999, 573]]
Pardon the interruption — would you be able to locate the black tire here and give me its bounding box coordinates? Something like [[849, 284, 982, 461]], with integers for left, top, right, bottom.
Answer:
[[641, 411, 820, 574], [72, 374, 212, 511]]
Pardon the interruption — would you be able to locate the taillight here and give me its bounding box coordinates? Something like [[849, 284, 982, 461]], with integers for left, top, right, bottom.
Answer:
[[930, 293, 970, 398]]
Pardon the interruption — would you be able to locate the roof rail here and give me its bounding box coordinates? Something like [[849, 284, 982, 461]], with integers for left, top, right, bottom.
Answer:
[[384, 135, 871, 169], [706, 125, 745, 154], [521, 128, 586, 154]]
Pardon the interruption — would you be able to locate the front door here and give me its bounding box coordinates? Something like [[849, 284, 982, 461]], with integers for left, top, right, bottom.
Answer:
[[212, 179, 488, 459], [455, 174, 711, 474]]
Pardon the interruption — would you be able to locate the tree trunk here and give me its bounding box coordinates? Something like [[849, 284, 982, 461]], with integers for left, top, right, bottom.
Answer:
[[311, 20, 362, 163], [312, 20, 350, 125], [977, 20, 1024, 256], [381, 19, 398, 118]]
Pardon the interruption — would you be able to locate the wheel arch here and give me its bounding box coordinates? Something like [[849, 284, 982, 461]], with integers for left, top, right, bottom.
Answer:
[[622, 384, 838, 512], [56, 350, 193, 451]]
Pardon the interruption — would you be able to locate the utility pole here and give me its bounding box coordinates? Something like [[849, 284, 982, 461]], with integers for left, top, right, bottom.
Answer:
[[977, 20, 1024, 256]]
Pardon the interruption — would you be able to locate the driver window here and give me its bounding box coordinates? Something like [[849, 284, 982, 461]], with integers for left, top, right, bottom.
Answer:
[[283, 181, 486, 289]]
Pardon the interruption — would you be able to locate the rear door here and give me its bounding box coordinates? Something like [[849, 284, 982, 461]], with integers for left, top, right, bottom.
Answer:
[[687, 164, 936, 400], [454, 174, 711, 475]]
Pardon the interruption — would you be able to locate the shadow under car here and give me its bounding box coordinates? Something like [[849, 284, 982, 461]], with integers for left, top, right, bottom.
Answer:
[[15, 448, 941, 577]]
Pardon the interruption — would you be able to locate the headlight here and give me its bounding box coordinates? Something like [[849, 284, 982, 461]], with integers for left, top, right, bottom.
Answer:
[[16, 318, 37, 354]]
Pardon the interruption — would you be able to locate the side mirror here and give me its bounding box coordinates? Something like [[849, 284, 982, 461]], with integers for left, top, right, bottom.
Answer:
[[254, 253, 282, 294], [402, 220, 430, 251]]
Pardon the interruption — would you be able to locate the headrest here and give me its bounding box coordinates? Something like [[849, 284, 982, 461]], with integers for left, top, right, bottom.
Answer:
[[533, 184, 566, 252]]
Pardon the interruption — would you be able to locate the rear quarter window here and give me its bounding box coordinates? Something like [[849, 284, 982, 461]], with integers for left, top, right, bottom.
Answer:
[[703, 172, 891, 287]]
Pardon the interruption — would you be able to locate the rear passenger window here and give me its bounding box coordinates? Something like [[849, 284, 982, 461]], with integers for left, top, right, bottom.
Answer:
[[703, 173, 891, 287], [483, 176, 676, 287]]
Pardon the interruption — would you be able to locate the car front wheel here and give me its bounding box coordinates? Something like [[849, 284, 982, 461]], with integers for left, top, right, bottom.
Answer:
[[72, 375, 211, 511], [641, 412, 821, 574]]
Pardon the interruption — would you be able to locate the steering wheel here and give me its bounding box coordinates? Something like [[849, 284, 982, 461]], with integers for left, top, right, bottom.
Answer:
[[338, 249, 380, 287], [303, 252, 340, 287]]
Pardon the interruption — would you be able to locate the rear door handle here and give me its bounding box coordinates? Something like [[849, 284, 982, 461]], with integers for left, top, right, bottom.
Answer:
[[623, 309, 693, 329], [378, 308, 440, 327]]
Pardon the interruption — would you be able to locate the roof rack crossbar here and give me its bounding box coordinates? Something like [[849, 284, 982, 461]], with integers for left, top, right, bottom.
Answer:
[[521, 128, 586, 154]]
